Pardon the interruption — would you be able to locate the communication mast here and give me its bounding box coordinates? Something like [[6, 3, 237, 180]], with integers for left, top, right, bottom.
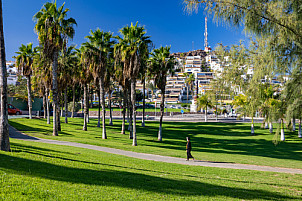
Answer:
[[204, 17, 211, 52], [204, 17, 208, 49]]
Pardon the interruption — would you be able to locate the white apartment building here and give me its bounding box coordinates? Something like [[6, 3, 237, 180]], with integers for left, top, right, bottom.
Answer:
[[6, 61, 18, 85]]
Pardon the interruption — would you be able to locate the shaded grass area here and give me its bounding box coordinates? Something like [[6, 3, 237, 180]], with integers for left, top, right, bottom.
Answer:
[[1, 139, 301, 200], [9, 117, 302, 169]]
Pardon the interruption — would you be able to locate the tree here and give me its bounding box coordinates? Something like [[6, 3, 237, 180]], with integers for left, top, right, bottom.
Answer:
[[15, 43, 37, 119], [0, 0, 10, 151], [196, 94, 213, 122], [183, 72, 190, 103], [285, 70, 302, 138], [34, 2, 76, 136], [77, 45, 93, 131], [185, 73, 195, 103], [148, 46, 175, 141], [184, 1, 302, 130], [85, 29, 114, 139], [116, 22, 152, 146], [58, 45, 77, 123], [146, 82, 156, 101]]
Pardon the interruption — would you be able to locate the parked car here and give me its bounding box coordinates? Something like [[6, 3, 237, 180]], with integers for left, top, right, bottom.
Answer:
[[8, 104, 22, 115]]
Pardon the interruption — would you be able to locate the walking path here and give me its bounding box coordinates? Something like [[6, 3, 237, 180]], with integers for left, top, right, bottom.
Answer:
[[9, 125, 302, 175]]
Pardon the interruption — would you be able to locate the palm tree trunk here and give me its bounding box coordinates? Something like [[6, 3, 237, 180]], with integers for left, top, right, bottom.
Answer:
[[90, 85, 93, 108], [0, 0, 10, 151], [26, 75, 32, 119], [205, 106, 207, 122], [131, 79, 137, 146], [87, 85, 90, 123], [100, 77, 107, 139], [158, 86, 165, 142], [109, 90, 113, 126], [251, 116, 254, 135], [298, 118, 301, 138], [292, 116, 296, 131], [280, 118, 285, 141], [97, 88, 101, 127], [64, 86, 68, 123], [215, 100, 218, 122], [264, 115, 268, 129], [46, 88, 50, 124], [57, 104, 61, 132], [269, 122, 273, 133], [52, 51, 59, 136], [141, 77, 145, 127], [83, 84, 88, 131], [121, 90, 126, 134], [42, 90, 46, 119], [71, 85, 75, 118], [187, 86, 189, 104], [127, 87, 133, 139]]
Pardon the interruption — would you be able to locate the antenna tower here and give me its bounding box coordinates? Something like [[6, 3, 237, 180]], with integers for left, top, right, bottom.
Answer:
[[204, 17, 208, 49]]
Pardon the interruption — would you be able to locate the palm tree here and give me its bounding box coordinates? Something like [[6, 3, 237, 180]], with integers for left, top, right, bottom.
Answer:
[[33, 48, 52, 124], [77, 45, 93, 131], [0, 0, 10, 151], [85, 29, 114, 139], [148, 46, 175, 141], [15, 43, 37, 119], [183, 72, 190, 103], [197, 94, 213, 122], [116, 22, 152, 146], [34, 2, 76, 136], [58, 45, 77, 123], [146, 82, 156, 101], [186, 73, 195, 103]]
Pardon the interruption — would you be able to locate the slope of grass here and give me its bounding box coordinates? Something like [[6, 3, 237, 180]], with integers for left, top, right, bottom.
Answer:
[[1, 139, 301, 200], [8, 117, 302, 169]]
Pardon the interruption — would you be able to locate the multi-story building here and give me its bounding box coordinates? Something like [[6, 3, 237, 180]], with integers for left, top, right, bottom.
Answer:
[[6, 61, 19, 85]]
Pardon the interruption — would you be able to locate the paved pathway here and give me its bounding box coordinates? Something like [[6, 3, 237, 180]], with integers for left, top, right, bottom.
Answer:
[[9, 125, 302, 175]]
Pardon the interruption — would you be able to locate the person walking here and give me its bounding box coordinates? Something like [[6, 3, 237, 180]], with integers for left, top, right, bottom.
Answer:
[[186, 137, 194, 161]]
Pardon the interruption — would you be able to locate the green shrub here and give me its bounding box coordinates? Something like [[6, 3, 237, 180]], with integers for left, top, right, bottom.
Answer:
[[68, 102, 81, 113]]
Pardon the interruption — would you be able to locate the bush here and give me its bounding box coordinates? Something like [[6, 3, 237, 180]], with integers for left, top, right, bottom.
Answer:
[[68, 102, 81, 113], [181, 103, 189, 108]]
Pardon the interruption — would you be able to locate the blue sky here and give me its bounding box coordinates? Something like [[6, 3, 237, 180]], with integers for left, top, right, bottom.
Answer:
[[3, 0, 247, 60]]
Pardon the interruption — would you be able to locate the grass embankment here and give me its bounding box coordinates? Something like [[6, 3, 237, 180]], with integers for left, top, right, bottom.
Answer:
[[1, 139, 301, 200], [9, 118, 302, 169]]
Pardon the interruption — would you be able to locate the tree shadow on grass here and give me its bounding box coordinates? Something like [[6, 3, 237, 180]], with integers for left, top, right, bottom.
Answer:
[[10, 142, 301, 190], [138, 121, 302, 162], [0, 148, 296, 200]]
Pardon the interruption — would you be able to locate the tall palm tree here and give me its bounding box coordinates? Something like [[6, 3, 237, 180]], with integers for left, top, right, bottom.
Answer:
[[116, 22, 152, 146], [58, 45, 77, 123], [0, 0, 10, 151], [148, 46, 175, 141], [34, 2, 76, 136], [197, 94, 213, 122], [33, 48, 52, 124], [15, 43, 37, 119], [183, 72, 189, 103], [146, 82, 156, 101], [186, 73, 195, 103], [85, 29, 114, 139], [77, 45, 93, 131]]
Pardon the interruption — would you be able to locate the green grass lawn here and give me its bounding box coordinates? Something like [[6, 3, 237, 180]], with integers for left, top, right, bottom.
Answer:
[[8, 117, 302, 169], [1, 139, 301, 200]]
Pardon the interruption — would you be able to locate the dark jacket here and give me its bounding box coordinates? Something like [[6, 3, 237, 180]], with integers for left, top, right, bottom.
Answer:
[[186, 141, 192, 151]]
